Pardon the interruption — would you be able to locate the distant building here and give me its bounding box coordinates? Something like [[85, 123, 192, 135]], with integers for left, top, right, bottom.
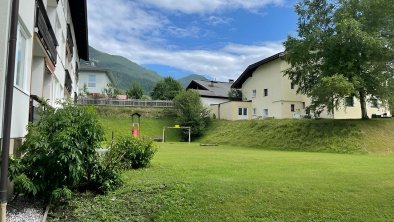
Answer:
[[0, 0, 88, 152], [212, 53, 391, 120], [186, 80, 233, 106], [78, 62, 115, 95]]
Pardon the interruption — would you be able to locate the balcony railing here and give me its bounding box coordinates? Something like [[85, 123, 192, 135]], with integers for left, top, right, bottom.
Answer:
[[65, 70, 72, 95], [35, 0, 58, 65], [66, 24, 74, 59]]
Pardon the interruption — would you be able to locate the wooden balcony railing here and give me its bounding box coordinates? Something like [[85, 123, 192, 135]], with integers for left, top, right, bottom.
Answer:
[[35, 0, 58, 65], [65, 69, 72, 95], [66, 24, 74, 59]]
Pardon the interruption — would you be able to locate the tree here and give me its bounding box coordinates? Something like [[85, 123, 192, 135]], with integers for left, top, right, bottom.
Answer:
[[151, 77, 183, 100], [174, 90, 210, 140], [284, 0, 394, 119], [126, 82, 144, 99], [228, 88, 242, 101]]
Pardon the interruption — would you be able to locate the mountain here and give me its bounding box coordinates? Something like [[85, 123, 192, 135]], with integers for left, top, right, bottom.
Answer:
[[88, 46, 162, 92], [178, 74, 209, 88]]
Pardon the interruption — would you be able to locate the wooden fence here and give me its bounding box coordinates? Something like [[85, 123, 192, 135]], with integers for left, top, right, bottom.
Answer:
[[78, 98, 174, 107]]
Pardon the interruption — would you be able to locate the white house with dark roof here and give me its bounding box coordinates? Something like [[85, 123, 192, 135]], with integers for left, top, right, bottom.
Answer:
[[186, 80, 233, 106], [78, 62, 115, 95], [212, 52, 391, 120]]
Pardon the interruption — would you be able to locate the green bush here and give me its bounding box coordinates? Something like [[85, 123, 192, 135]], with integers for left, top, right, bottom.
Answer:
[[11, 102, 122, 198], [174, 90, 210, 140], [106, 137, 157, 169]]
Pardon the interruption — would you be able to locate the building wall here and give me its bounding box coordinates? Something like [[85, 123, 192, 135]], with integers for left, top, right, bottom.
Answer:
[[210, 101, 252, 120], [0, 0, 11, 136], [240, 58, 391, 119], [78, 72, 111, 94], [201, 97, 229, 107], [242, 59, 308, 119]]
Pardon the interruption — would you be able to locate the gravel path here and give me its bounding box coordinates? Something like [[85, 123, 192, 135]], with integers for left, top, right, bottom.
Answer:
[[6, 197, 45, 222]]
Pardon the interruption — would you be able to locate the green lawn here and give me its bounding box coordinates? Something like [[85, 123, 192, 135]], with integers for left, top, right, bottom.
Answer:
[[99, 116, 181, 143], [49, 143, 394, 222]]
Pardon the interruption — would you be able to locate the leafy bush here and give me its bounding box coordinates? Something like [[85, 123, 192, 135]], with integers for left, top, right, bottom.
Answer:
[[174, 90, 210, 140], [11, 102, 122, 198], [106, 137, 157, 169]]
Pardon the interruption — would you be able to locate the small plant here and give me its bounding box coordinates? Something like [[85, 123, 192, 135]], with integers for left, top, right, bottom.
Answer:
[[106, 137, 157, 169]]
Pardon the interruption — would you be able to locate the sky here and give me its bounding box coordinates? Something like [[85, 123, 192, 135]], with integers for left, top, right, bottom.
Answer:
[[87, 0, 299, 81]]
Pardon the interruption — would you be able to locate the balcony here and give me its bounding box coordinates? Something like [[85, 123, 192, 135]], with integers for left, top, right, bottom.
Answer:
[[66, 24, 74, 59], [65, 70, 72, 95], [35, 0, 58, 65]]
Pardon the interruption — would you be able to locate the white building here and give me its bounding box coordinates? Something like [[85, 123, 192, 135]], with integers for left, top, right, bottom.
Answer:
[[211, 53, 391, 120], [78, 63, 114, 95], [0, 0, 89, 153]]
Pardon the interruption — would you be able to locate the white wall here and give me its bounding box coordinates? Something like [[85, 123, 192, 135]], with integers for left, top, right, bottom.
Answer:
[[79, 72, 111, 94], [201, 97, 229, 107], [30, 57, 45, 97], [0, 0, 11, 137]]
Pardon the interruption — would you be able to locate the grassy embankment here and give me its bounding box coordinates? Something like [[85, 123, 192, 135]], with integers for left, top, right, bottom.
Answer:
[[96, 105, 394, 153], [49, 143, 394, 221], [200, 118, 394, 153]]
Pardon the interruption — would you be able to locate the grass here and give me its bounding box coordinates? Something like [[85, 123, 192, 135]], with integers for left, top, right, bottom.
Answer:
[[99, 116, 181, 143], [48, 143, 394, 221], [200, 118, 394, 153]]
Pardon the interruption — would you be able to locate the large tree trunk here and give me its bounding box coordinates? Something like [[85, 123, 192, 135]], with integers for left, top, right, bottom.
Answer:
[[359, 90, 369, 119]]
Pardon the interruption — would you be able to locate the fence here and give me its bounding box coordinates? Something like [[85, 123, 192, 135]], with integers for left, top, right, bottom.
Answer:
[[78, 98, 175, 107]]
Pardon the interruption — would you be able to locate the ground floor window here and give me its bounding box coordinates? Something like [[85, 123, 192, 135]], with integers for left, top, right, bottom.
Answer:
[[370, 99, 378, 108], [291, 104, 295, 112], [253, 108, 256, 116], [263, 109, 268, 117], [345, 96, 354, 107], [238, 108, 248, 116]]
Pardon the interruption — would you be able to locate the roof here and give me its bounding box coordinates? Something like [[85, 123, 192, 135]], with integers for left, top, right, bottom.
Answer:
[[186, 80, 232, 99], [231, 52, 284, 89], [69, 0, 89, 60], [79, 63, 115, 84]]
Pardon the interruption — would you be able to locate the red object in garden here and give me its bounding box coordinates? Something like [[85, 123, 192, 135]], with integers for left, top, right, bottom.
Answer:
[[131, 112, 141, 138]]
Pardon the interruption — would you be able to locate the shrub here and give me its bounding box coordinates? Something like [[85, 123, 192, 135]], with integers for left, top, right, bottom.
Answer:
[[11, 102, 122, 198], [106, 137, 157, 169], [174, 90, 210, 140]]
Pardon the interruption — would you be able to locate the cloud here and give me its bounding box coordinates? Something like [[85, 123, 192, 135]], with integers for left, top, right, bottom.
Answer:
[[137, 0, 285, 14], [206, 16, 233, 26], [87, 0, 285, 81]]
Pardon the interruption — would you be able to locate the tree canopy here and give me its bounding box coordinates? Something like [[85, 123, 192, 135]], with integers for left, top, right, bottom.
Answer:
[[151, 77, 183, 100], [126, 82, 144, 99], [284, 0, 394, 119], [174, 90, 210, 140]]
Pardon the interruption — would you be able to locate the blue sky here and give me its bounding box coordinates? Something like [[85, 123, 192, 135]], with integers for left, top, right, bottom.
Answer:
[[88, 0, 299, 80]]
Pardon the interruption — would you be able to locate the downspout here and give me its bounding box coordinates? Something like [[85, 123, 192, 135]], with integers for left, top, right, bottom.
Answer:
[[0, 0, 19, 221]]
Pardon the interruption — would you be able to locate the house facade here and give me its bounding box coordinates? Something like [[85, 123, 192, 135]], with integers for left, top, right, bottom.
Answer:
[[78, 62, 114, 95], [214, 53, 390, 120], [186, 80, 232, 107], [0, 0, 88, 153]]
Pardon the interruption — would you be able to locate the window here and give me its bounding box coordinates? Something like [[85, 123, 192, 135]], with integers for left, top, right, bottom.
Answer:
[[264, 89, 268, 96], [88, 74, 96, 87], [291, 83, 295, 89], [238, 108, 242, 115], [238, 108, 248, 116], [370, 99, 378, 108], [14, 23, 29, 91], [263, 109, 268, 117], [253, 108, 256, 116], [243, 108, 248, 116], [345, 96, 354, 107], [291, 104, 295, 112], [252, 89, 256, 98], [302, 102, 306, 109]]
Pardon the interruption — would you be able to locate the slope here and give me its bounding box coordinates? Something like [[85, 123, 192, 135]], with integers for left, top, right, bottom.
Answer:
[[88, 46, 162, 92], [178, 74, 209, 88]]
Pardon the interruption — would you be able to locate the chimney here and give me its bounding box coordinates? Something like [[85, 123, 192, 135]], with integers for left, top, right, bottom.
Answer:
[[229, 79, 234, 84]]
